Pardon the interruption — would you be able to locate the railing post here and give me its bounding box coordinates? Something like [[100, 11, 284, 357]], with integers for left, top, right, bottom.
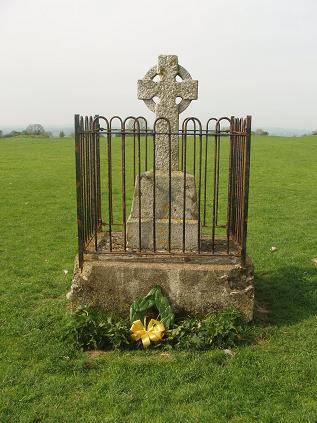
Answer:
[[75, 114, 84, 270], [241, 115, 252, 267], [94, 115, 102, 229], [226, 116, 235, 253]]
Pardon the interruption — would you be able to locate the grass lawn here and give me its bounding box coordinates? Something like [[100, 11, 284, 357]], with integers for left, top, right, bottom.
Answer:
[[0, 134, 316, 422]]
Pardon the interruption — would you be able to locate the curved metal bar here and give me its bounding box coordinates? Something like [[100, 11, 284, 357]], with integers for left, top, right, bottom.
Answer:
[[181, 117, 194, 170], [125, 118, 142, 251], [153, 116, 172, 132], [152, 124, 156, 252], [123, 116, 139, 184], [91, 114, 102, 235], [123, 115, 141, 134], [231, 117, 238, 244], [137, 121, 142, 251], [206, 117, 218, 131], [136, 116, 148, 171], [89, 116, 97, 250], [215, 118, 231, 218], [215, 117, 231, 132], [238, 118, 244, 245], [212, 117, 232, 252], [204, 118, 218, 227], [106, 119, 112, 251], [193, 119, 197, 179], [118, 118, 130, 251], [123, 115, 137, 127], [79, 116, 86, 249], [93, 115, 102, 232], [212, 128, 220, 252], [84, 116, 91, 247], [182, 126, 187, 252], [92, 115, 109, 131], [182, 118, 203, 252], [74, 115, 84, 268], [241, 115, 252, 266], [182, 118, 202, 179], [181, 117, 203, 132], [226, 116, 234, 254], [181, 117, 195, 250], [92, 116, 111, 249], [135, 116, 147, 129], [215, 117, 232, 253], [122, 117, 142, 249], [109, 115, 123, 131]]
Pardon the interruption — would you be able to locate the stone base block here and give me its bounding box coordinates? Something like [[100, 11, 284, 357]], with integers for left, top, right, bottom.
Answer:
[[126, 170, 199, 251], [68, 256, 254, 321], [126, 218, 199, 251]]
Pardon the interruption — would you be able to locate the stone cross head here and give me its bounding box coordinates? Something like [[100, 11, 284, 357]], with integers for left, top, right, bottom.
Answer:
[[138, 55, 198, 115], [137, 55, 198, 170]]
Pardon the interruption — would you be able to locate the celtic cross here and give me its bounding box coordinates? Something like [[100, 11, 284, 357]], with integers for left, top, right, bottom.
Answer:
[[137, 55, 198, 170]]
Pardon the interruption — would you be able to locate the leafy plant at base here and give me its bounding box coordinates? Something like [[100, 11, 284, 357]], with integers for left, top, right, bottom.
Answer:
[[64, 304, 248, 351], [165, 307, 245, 350], [64, 305, 130, 350], [129, 285, 175, 328]]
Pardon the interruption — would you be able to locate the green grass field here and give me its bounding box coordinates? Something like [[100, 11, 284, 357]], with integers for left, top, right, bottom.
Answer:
[[0, 134, 316, 422]]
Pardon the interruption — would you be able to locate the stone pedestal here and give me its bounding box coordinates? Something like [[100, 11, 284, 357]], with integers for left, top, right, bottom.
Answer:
[[126, 170, 199, 251], [68, 253, 254, 321]]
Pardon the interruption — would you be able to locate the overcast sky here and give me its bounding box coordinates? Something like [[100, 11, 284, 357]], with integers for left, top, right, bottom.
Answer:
[[1, 0, 317, 130]]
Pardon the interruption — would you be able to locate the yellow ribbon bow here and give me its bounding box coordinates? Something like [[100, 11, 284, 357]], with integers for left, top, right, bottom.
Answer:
[[130, 319, 165, 348]]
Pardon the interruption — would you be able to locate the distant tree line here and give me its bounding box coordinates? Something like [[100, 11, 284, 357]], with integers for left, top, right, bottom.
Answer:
[[0, 124, 69, 138], [1, 124, 316, 138], [252, 129, 317, 136], [252, 129, 269, 136], [0, 124, 51, 138]]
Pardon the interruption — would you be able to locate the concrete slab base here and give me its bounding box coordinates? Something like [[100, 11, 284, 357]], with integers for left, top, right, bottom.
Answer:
[[68, 253, 254, 321]]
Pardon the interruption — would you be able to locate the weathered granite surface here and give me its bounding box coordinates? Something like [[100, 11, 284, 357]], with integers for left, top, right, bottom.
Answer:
[[138, 55, 198, 170], [127, 219, 199, 251], [68, 256, 254, 321], [128, 171, 198, 220], [126, 170, 199, 250]]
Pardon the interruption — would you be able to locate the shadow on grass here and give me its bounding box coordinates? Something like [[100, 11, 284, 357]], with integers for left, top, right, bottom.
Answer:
[[254, 266, 317, 326]]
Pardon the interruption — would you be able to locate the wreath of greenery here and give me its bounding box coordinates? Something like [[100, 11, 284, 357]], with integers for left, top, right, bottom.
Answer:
[[129, 285, 175, 329]]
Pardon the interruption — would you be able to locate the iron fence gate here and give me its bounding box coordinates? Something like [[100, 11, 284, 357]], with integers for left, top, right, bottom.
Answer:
[[74, 115, 251, 269]]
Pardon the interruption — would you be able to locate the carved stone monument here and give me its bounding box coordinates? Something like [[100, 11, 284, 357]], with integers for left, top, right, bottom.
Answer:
[[68, 54, 254, 321], [127, 55, 199, 251]]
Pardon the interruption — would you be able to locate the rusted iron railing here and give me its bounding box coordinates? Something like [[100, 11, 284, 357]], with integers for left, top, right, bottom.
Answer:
[[74, 115, 251, 269]]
